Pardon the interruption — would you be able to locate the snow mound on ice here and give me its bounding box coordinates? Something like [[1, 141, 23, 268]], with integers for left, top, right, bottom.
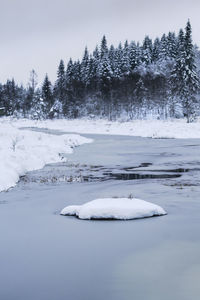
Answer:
[[60, 198, 167, 220]]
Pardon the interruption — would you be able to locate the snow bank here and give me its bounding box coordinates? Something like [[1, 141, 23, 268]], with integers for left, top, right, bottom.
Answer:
[[60, 198, 167, 220], [0, 123, 92, 192], [6, 117, 200, 139]]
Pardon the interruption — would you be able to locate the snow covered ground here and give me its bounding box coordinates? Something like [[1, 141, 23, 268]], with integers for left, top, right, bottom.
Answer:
[[3, 117, 200, 139], [60, 198, 166, 220], [0, 122, 92, 192]]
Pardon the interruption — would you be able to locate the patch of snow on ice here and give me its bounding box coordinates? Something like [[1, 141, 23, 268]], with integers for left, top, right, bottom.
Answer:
[[60, 198, 167, 220]]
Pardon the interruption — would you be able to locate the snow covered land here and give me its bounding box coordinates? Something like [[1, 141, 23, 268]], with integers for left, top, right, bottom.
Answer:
[[0, 121, 92, 192], [60, 198, 166, 220], [5, 116, 200, 139]]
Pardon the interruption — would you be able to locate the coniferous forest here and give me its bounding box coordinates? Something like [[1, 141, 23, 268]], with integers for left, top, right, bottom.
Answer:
[[1, 20, 200, 122]]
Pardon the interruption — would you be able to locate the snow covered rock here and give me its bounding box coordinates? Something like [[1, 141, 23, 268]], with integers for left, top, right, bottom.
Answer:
[[60, 198, 167, 220]]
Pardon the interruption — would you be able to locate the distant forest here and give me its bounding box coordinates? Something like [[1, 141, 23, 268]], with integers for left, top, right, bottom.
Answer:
[[1, 20, 200, 122]]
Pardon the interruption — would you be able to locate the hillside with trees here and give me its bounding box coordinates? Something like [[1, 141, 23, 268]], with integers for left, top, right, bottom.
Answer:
[[0, 20, 199, 122]]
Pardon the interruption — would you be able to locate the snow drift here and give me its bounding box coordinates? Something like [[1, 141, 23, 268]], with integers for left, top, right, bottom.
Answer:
[[60, 198, 167, 220], [0, 123, 92, 192]]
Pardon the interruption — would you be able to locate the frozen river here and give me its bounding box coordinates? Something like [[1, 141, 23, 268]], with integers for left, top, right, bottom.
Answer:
[[0, 131, 200, 300]]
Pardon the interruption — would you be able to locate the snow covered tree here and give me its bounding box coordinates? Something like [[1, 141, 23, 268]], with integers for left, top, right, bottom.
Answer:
[[23, 70, 38, 115], [63, 58, 74, 115], [129, 41, 139, 72], [167, 32, 177, 59], [42, 74, 53, 116], [81, 47, 90, 86], [100, 35, 108, 58], [98, 54, 113, 116], [113, 43, 123, 78], [142, 36, 153, 64], [152, 38, 160, 62], [55, 59, 65, 104], [134, 78, 148, 107], [159, 34, 168, 60], [170, 22, 199, 122], [108, 44, 115, 73], [98, 55, 112, 93], [29, 69, 38, 93], [183, 20, 199, 121], [120, 40, 130, 76]]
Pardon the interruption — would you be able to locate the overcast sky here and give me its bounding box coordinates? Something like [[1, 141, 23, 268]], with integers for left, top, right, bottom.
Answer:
[[1, 0, 200, 86]]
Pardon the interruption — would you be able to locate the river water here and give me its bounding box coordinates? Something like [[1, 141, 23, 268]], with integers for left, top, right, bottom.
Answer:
[[0, 131, 200, 300]]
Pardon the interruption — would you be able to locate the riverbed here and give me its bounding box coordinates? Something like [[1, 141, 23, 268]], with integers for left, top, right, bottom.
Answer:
[[0, 131, 200, 300]]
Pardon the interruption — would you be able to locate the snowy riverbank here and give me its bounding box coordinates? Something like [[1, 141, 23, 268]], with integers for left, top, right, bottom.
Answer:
[[4, 117, 200, 139], [1, 116, 200, 192], [0, 122, 92, 192]]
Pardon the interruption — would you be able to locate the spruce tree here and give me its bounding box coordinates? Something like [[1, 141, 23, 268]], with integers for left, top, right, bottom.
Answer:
[[142, 36, 153, 64], [81, 47, 90, 86], [129, 41, 138, 72], [55, 59, 65, 104], [108, 45, 115, 73], [98, 54, 113, 116], [171, 22, 199, 122], [159, 34, 168, 60], [121, 40, 130, 76], [152, 38, 161, 62], [64, 58, 74, 115], [113, 43, 123, 78], [183, 20, 199, 121], [42, 74, 53, 116], [167, 32, 177, 59], [100, 35, 108, 58]]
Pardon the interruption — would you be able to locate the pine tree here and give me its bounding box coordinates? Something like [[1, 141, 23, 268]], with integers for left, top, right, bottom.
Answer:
[[142, 36, 153, 64], [3, 79, 16, 115], [171, 22, 199, 122], [167, 32, 177, 59], [183, 20, 199, 121], [42, 74, 53, 116], [98, 54, 113, 116], [29, 69, 38, 93], [55, 59, 65, 103], [113, 43, 123, 78], [23, 70, 38, 115], [129, 41, 138, 72], [81, 47, 90, 86], [121, 40, 130, 76], [64, 58, 74, 115], [159, 34, 168, 60], [100, 35, 108, 58], [108, 45, 115, 73], [70, 59, 83, 103], [152, 38, 160, 61], [66, 58, 74, 84]]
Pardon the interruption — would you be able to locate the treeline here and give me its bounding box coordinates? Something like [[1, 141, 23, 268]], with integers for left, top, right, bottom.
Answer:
[[0, 20, 199, 122]]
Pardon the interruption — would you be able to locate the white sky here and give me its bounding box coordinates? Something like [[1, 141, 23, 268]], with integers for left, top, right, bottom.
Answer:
[[0, 0, 200, 86]]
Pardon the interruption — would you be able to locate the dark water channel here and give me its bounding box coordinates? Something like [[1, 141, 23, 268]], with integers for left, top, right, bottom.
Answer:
[[0, 129, 200, 300]]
